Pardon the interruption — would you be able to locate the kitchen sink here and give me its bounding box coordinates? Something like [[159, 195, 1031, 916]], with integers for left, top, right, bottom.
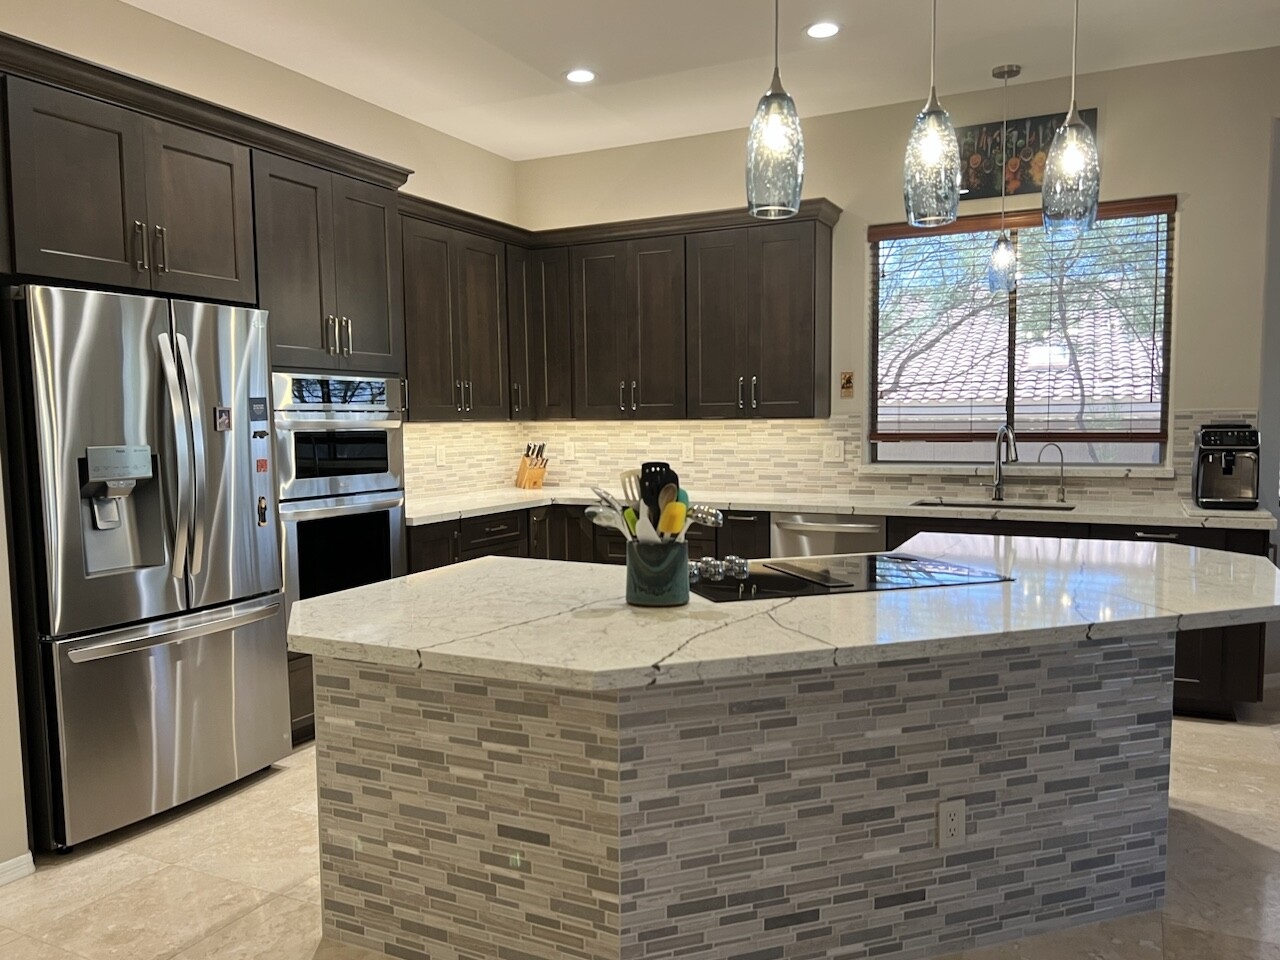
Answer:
[[909, 498, 1077, 511]]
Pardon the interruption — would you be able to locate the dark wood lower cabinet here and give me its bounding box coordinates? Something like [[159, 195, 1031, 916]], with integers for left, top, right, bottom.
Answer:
[[718, 512, 772, 559], [288, 653, 314, 744], [407, 520, 461, 573], [886, 516, 1270, 718]]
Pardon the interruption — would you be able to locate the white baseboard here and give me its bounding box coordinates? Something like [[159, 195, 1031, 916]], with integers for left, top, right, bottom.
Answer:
[[0, 851, 34, 887]]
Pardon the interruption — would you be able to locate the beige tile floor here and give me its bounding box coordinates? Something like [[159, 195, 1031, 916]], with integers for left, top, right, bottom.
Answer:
[[1, 696, 1279, 960]]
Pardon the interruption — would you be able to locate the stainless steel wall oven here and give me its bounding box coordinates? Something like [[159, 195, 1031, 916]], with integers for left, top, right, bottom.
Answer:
[[274, 373, 406, 740]]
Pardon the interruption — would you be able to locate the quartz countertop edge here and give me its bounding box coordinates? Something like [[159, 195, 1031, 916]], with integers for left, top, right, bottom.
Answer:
[[288, 534, 1280, 691], [405, 487, 1278, 530]]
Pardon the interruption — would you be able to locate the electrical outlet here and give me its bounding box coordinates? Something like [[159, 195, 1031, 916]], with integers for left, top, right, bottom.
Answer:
[[563, 441, 576, 462], [681, 441, 695, 462], [435, 444, 447, 466], [938, 799, 965, 849], [822, 440, 845, 463]]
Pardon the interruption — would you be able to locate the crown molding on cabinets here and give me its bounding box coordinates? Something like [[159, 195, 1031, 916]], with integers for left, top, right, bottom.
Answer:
[[0, 31, 411, 189]]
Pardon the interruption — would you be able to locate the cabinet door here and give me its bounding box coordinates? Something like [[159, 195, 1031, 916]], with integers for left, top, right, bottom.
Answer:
[[408, 521, 460, 573], [506, 246, 533, 422], [453, 231, 508, 419], [8, 78, 149, 289], [719, 512, 772, 559], [630, 236, 686, 420], [572, 242, 630, 419], [748, 221, 816, 418], [403, 217, 463, 420], [252, 152, 339, 370], [143, 120, 255, 302], [333, 177, 403, 374], [508, 246, 573, 421], [545, 506, 595, 562], [686, 229, 750, 418]]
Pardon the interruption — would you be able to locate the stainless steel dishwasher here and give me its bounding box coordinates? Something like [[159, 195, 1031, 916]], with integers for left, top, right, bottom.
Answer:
[[771, 513, 887, 556]]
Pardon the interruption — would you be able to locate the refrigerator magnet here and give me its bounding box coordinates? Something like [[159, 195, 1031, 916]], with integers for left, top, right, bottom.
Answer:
[[214, 406, 232, 432]]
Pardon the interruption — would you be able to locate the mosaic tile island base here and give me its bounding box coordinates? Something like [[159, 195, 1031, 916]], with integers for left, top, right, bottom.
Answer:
[[288, 533, 1280, 960]]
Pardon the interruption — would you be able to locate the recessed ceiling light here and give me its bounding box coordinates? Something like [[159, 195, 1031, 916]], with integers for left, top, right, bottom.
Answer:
[[806, 22, 840, 39], [565, 68, 596, 84]]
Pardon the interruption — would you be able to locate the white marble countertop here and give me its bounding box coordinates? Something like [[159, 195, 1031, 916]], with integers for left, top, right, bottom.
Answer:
[[288, 532, 1280, 690], [405, 486, 1278, 530]]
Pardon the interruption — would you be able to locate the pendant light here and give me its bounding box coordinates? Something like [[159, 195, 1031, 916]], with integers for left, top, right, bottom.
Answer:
[[903, 0, 960, 227], [988, 64, 1020, 293], [746, 0, 804, 219], [1042, 0, 1100, 238]]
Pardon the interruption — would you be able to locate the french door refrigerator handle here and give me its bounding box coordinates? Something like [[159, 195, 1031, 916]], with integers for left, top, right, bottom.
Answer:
[[65, 597, 282, 663], [158, 333, 192, 580], [174, 333, 207, 576]]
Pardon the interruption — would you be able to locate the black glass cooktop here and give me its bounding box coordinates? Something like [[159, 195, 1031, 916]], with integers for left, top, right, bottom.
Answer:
[[690, 553, 1011, 603]]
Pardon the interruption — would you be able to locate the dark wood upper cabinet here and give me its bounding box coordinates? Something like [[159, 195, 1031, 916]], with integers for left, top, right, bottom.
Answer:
[[572, 237, 684, 419], [686, 229, 750, 418], [332, 177, 403, 374], [255, 151, 402, 374], [8, 77, 150, 290], [687, 220, 828, 419], [507, 246, 573, 420], [143, 120, 255, 303], [8, 78, 255, 301], [749, 220, 820, 417], [402, 217, 507, 420], [403, 218, 461, 420], [631, 236, 686, 419], [253, 152, 339, 370], [571, 241, 630, 419]]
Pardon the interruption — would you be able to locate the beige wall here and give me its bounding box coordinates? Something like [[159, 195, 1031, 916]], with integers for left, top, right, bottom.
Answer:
[[0, 454, 28, 866], [0, 0, 519, 220], [516, 47, 1280, 418]]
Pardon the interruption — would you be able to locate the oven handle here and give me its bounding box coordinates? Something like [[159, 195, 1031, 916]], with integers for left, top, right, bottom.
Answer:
[[279, 493, 405, 523], [274, 417, 402, 431]]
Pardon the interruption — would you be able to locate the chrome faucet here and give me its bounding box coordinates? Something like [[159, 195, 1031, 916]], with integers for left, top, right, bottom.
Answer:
[[1038, 442, 1067, 503], [987, 423, 1019, 501]]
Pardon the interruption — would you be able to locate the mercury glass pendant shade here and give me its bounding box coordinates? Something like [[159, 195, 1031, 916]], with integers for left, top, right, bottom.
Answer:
[[1042, 104, 1100, 238], [987, 232, 1017, 293], [746, 74, 804, 218], [904, 87, 961, 227]]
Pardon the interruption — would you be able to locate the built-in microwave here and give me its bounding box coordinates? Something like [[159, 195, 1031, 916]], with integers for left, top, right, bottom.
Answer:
[[273, 373, 404, 502]]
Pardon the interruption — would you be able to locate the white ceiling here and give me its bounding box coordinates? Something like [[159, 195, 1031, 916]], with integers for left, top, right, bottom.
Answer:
[[121, 0, 1280, 161]]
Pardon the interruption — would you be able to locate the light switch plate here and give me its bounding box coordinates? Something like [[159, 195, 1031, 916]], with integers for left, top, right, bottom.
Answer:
[[822, 440, 845, 463], [563, 441, 576, 462], [435, 445, 447, 466], [681, 441, 695, 462]]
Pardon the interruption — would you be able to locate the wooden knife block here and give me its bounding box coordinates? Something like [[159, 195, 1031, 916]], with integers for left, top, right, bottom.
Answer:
[[515, 456, 546, 489]]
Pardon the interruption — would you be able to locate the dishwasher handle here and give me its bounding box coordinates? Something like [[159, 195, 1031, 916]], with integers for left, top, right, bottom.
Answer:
[[773, 520, 884, 535]]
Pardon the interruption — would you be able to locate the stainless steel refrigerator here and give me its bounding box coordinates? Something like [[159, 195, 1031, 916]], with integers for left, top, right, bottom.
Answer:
[[1, 285, 291, 850]]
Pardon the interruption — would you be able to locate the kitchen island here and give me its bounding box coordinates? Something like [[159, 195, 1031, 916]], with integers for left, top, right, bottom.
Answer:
[[288, 533, 1280, 960]]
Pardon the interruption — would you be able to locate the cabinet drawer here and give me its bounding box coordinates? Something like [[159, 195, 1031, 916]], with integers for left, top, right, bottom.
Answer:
[[460, 510, 527, 550], [1089, 524, 1226, 550], [461, 538, 530, 562]]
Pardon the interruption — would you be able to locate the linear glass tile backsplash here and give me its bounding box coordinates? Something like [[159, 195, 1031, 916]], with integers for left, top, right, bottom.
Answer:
[[402, 408, 1254, 503]]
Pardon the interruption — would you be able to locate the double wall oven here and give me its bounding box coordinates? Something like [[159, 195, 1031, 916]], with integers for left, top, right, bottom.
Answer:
[[274, 373, 406, 739]]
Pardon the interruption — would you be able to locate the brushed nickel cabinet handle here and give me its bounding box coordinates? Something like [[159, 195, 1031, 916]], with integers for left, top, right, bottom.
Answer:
[[341, 317, 352, 357], [456, 380, 463, 413], [513, 381, 521, 413], [326, 316, 338, 355], [631, 380, 637, 412], [751, 375, 759, 410], [1134, 531, 1179, 541], [155, 225, 168, 273], [738, 376, 745, 410], [619, 380, 625, 412], [134, 221, 149, 271]]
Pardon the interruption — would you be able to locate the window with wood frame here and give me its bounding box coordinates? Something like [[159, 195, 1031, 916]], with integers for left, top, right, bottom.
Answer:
[[869, 196, 1175, 465]]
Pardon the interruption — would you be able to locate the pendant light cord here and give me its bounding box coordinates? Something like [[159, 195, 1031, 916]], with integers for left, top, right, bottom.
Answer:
[[1000, 74, 1007, 231], [1070, 0, 1079, 105], [774, 0, 780, 72], [930, 0, 937, 90]]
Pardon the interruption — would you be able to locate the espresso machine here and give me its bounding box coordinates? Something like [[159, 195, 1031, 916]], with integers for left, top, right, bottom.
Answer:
[[1193, 423, 1260, 509]]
